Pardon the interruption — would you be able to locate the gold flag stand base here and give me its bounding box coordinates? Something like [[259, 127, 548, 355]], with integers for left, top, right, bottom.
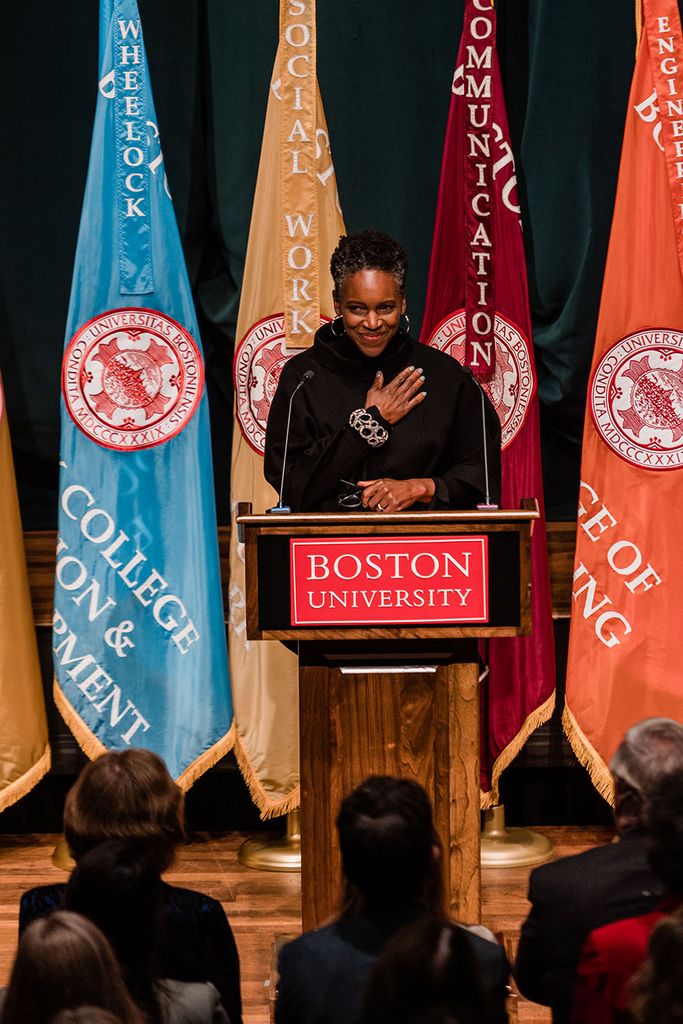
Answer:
[[238, 809, 301, 872], [480, 804, 553, 868], [51, 836, 75, 872]]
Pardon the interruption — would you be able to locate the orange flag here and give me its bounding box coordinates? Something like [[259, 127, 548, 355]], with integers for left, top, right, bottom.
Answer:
[[229, 0, 345, 816], [0, 375, 50, 812], [565, 0, 683, 800]]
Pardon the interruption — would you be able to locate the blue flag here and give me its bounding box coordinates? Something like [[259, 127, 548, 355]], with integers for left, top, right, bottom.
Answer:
[[53, 0, 233, 786]]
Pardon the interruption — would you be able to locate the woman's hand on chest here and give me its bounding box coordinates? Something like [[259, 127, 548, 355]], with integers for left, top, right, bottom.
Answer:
[[364, 366, 426, 425]]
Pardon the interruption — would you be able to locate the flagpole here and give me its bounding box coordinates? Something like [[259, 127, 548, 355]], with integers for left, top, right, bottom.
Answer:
[[238, 810, 301, 872], [480, 805, 552, 868]]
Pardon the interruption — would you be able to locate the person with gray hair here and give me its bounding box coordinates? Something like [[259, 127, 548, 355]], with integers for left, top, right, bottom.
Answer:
[[610, 718, 683, 832], [515, 717, 683, 1024]]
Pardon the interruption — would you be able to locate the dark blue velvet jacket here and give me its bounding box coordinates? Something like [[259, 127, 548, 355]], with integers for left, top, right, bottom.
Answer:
[[276, 903, 510, 1024], [20, 881, 242, 1024]]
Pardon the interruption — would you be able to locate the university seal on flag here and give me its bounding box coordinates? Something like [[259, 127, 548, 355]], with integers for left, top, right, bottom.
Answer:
[[234, 315, 293, 455], [426, 309, 535, 449], [234, 314, 329, 455], [62, 308, 203, 451], [591, 329, 683, 470]]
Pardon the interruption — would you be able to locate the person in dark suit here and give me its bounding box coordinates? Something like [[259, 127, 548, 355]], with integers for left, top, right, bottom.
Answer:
[[275, 776, 509, 1024], [18, 750, 241, 1024], [515, 717, 683, 1024]]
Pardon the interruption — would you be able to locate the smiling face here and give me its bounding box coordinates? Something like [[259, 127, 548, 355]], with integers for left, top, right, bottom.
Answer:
[[333, 269, 406, 358]]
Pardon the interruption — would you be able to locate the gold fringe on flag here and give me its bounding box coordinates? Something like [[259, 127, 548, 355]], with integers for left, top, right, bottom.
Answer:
[[233, 734, 301, 820], [481, 691, 556, 808], [175, 726, 235, 793], [0, 388, 51, 814], [562, 700, 615, 806], [55, 678, 234, 793], [0, 745, 51, 815], [54, 679, 108, 762]]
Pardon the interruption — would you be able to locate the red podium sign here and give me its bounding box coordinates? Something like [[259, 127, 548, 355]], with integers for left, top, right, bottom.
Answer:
[[290, 535, 488, 626]]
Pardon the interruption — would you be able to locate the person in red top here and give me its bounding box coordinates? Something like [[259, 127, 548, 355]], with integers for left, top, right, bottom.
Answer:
[[571, 767, 683, 1024]]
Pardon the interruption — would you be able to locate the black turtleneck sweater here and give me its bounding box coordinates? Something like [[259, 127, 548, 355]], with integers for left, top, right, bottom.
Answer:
[[264, 322, 501, 512]]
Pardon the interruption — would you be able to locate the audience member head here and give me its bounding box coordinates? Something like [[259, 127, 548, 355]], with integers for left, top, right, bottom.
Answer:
[[630, 907, 683, 1023], [361, 916, 489, 1024], [645, 768, 683, 896], [64, 749, 183, 872], [610, 718, 683, 833], [336, 776, 442, 916], [65, 839, 164, 1024], [51, 1011, 124, 1024], [0, 911, 142, 1024]]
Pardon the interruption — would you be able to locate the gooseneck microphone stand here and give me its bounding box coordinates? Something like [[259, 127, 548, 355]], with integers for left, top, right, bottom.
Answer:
[[466, 369, 499, 512], [268, 369, 315, 514], [239, 369, 314, 871]]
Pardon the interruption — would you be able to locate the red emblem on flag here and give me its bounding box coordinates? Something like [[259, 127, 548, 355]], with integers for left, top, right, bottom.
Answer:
[[234, 313, 329, 455], [234, 315, 292, 455], [591, 329, 683, 470], [427, 309, 535, 449], [62, 308, 203, 450]]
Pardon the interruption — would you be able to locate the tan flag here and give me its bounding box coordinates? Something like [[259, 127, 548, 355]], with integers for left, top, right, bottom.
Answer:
[[0, 375, 50, 813], [230, 3, 345, 815]]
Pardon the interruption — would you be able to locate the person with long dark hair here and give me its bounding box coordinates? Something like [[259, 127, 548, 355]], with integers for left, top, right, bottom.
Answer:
[[275, 776, 509, 1024], [265, 230, 500, 513], [51, 1012, 125, 1024], [19, 750, 242, 1024], [64, 839, 230, 1024], [630, 907, 683, 1024], [0, 911, 143, 1024], [361, 916, 494, 1024]]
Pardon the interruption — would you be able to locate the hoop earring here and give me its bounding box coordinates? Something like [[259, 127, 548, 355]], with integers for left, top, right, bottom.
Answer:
[[331, 315, 345, 338], [400, 313, 411, 335]]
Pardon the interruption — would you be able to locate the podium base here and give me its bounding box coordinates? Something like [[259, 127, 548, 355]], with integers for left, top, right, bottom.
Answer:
[[238, 810, 301, 872], [480, 804, 553, 868]]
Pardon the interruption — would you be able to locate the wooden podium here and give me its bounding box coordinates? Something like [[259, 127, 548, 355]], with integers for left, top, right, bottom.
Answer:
[[237, 503, 537, 931]]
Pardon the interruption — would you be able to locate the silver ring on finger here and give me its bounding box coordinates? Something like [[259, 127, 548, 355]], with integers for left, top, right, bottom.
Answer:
[[377, 502, 384, 512]]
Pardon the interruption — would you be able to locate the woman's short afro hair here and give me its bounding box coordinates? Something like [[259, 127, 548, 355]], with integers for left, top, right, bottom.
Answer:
[[330, 230, 408, 295]]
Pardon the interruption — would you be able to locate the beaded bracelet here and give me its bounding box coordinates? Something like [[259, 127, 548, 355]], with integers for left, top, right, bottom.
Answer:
[[348, 408, 389, 448]]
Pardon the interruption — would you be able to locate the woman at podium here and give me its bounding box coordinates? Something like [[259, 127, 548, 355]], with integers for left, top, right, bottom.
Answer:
[[264, 231, 501, 513]]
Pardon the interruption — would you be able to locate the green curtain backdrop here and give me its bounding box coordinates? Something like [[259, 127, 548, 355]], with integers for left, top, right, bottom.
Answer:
[[0, 1, 656, 526]]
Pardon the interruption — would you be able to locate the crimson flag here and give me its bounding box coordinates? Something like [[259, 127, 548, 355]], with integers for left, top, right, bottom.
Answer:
[[421, 0, 555, 802]]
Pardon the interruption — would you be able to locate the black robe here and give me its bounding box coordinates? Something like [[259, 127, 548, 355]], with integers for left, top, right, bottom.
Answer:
[[264, 322, 501, 512]]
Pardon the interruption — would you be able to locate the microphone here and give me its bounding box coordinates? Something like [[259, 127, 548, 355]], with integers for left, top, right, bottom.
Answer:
[[267, 369, 315, 514], [463, 366, 499, 511]]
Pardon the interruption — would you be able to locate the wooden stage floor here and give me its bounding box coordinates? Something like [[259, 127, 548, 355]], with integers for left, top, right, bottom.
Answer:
[[0, 827, 612, 1023]]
